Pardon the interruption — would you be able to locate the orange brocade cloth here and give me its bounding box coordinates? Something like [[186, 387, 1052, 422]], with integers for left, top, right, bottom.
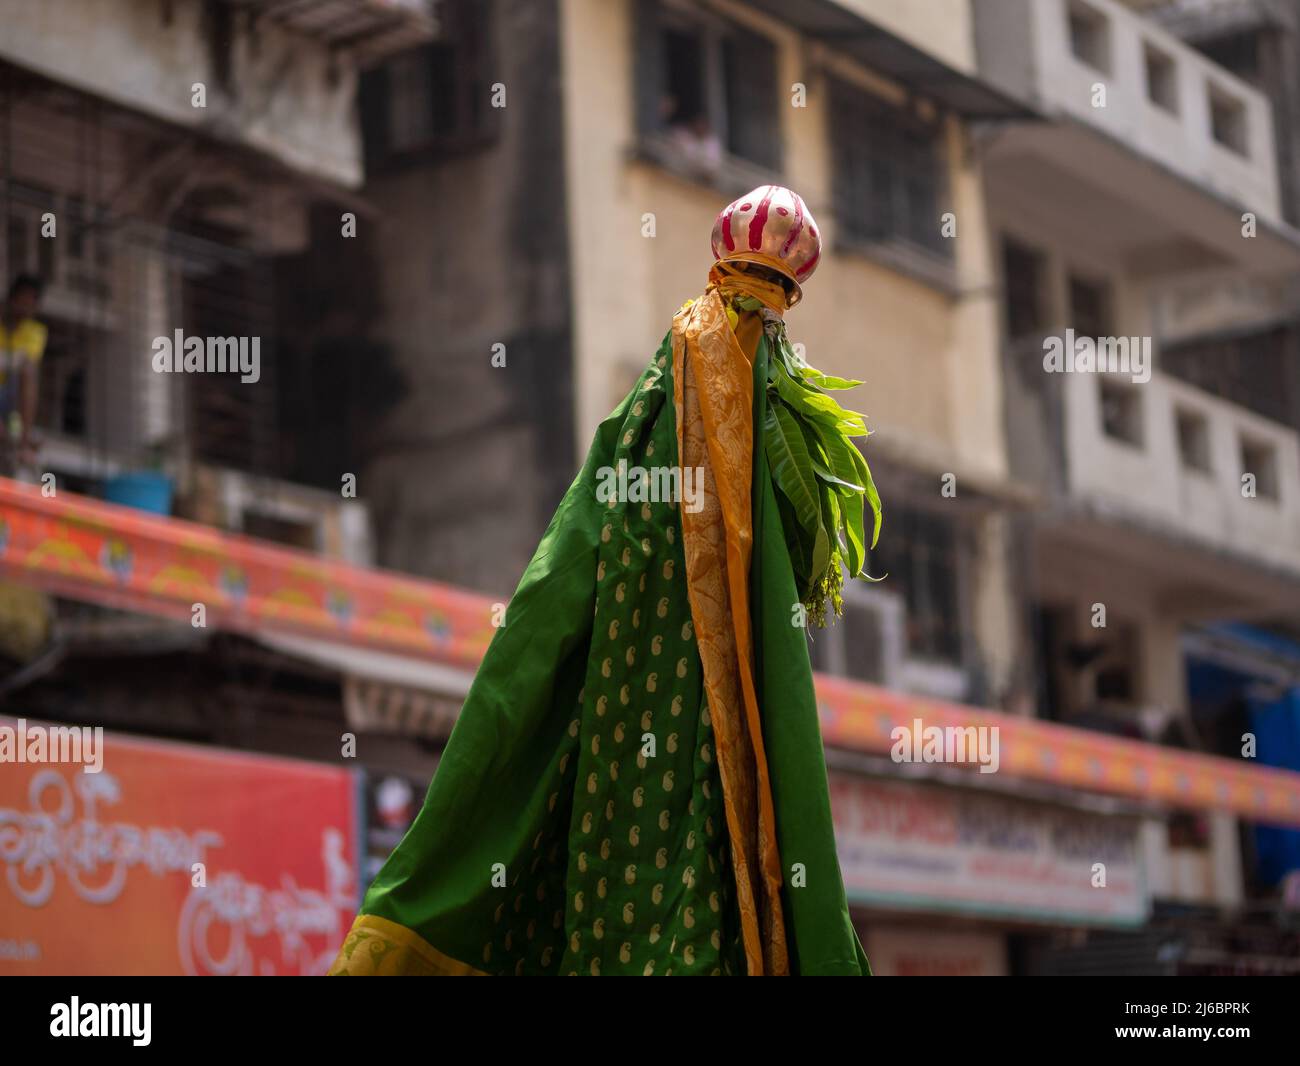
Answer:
[[671, 262, 792, 975]]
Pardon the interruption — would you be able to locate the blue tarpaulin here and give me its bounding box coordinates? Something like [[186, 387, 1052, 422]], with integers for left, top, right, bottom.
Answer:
[[1248, 688, 1300, 885]]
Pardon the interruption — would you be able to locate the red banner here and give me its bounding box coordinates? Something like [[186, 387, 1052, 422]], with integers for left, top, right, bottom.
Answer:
[[0, 720, 360, 975]]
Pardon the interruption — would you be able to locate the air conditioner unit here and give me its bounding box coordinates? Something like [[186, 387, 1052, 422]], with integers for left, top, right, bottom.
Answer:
[[207, 467, 374, 565], [808, 583, 904, 690]]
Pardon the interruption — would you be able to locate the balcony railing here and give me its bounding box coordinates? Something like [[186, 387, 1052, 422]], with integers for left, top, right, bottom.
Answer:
[[973, 0, 1282, 220], [1059, 365, 1300, 571]]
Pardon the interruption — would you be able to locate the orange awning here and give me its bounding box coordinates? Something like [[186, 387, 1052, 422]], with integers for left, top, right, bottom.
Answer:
[[816, 673, 1300, 829], [2, 477, 1299, 827]]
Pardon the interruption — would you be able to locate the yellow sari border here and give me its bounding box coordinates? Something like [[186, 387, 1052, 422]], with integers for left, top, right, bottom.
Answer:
[[328, 914, 488, 976]]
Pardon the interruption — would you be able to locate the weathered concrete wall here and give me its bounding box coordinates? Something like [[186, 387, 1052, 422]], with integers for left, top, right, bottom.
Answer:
[[0, 0, 364, 186], [343, 0, 575, 594], [832, 0, 979, 76]]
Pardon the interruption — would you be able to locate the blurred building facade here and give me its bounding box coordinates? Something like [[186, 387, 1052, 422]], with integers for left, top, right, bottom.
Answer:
[[0, 1, 453, 973], [973, 0, 1300, 971], [2, 0, 1300, 976]]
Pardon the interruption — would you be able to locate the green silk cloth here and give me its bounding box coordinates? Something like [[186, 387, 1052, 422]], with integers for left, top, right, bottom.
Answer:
[[331, 330, 868, 976]]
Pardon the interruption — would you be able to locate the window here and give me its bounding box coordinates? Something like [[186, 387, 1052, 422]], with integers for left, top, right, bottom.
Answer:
[[6, 190, 110, 302], [243, 510, 319, 551], [384, 50, 436, 153], [359, 0, 496, 166], [805, 588, 893, 684], [1199, 31, 1261, 86], [1032, 603, 1069, 722], [829, 79, 950, 259], [1167, 811, 1211, 849], [1068, 273, 1112, 339], [1209, 83, 1249, 156], [1036, 605, 1143, 728], [60, 197, 111, 302], [1003, 239, 1047, 340], [1161, 326, 1293, 428], [1090, 616, 1142, 713], [864, 506, 962, 664], [6, 215, 27, 279], [1144, 43, 1178, 114], [1068, 0, 1111, 74], [1240, 436, 1279, 500], [634, 1, 781, 174], [1100, 379, 1142, 446], [1175, 407, 1212, 473], [722, 24, 781, 168]]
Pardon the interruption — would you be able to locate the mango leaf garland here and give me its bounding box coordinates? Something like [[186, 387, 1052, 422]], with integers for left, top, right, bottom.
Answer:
[[762, 314, 883, 626], [764, 402, 822, 540]]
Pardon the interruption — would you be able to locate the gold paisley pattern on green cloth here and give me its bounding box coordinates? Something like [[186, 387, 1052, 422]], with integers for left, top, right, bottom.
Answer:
[[554, 344, 745, 976]]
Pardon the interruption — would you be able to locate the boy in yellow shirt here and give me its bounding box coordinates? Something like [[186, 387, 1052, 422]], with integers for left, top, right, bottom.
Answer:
[[0, 274, 46, 474]]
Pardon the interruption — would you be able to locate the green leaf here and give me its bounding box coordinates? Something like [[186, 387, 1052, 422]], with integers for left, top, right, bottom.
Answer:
[[781, 384, 871, 443], [824, 482, 841, 538], [810, 418, 882, 555], [861, 454, 883, 550], [775, 488, 816, 601], [799, 366, 864, 391], [811, 423, 867, 494], [813, 460, 864, 494], [803, 399, 869, 438], [772, 367, 843, 420], [822, 486, 842, 576], [810, 479, 833, 586], [765, 402, 822, 538], [843, 484, 865, 577]]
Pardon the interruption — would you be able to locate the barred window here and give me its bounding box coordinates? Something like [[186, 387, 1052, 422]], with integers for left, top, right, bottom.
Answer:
[[1003, 239, 1047, 340], [360, 0, 496, 167], [829, 79, 950, 259], [865, 505, 962, 664], [633, 0, 782, 175], [1162, 326, 1294, 428], [1068, 273, 1112, 339]]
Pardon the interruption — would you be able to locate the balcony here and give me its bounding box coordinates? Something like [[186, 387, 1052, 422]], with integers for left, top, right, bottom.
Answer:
[[973, 0, 1300, 273], [1057, 365, 1300, 577], [0, 0, 439, 188], [224, 0, 439, 66]]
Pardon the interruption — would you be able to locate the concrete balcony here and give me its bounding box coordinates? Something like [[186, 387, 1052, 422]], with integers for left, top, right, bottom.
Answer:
[[1059, 366, 1300, 577], [0, 0, 438, 188], [973, 0, 1300, 273]]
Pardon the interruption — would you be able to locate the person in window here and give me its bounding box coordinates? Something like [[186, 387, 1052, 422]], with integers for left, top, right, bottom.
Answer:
[[660, 94, 723, 177], [0, 274, 47, 478], [331, 186, 880, 976]]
